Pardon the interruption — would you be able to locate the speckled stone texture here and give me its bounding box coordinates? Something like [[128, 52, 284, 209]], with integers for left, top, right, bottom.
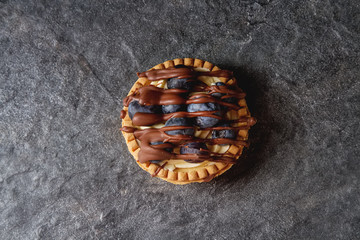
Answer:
[[0, 0, 359, 239]]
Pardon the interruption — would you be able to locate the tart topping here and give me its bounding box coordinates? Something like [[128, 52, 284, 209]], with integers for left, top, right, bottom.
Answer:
[[121, 65, 256, 165], [164, 117, 194, 136], [128, 100, 161, 120], [137, 65, 233, 81]]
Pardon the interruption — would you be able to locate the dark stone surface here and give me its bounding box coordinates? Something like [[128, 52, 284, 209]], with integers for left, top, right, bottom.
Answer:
[[0, 0, 359, 239]]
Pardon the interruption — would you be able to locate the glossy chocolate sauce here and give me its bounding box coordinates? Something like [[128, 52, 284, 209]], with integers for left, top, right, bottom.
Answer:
[[121, 66, 256, 165], [137, 67, 233, 81]]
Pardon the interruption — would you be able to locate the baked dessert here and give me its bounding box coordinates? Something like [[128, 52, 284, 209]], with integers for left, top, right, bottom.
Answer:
[[120, 58, 256, 184]]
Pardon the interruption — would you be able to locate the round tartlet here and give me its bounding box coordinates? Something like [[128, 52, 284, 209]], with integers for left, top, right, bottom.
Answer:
[[121, 58, 255, 184]]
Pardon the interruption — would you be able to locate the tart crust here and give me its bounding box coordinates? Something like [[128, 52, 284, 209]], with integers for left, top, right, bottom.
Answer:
[[121, 58, 252, 184]]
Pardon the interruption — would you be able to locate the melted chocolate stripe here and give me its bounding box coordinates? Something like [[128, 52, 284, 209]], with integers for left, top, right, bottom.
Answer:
[[175, 154, 236, 163], [124, 86, 244, 109], [137, 67, 233, 81], [151, 162, 167, 177], [120, 126, 250, 163]]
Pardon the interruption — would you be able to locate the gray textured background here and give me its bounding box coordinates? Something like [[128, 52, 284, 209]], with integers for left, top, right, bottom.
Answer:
[[1, 0, 359, 239]]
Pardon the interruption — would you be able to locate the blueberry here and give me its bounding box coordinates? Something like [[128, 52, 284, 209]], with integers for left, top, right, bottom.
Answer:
[[211, 82, 226, 98], [162, 104, 184, 114], [174, 64, 188, 69], [212, 123, 236, 139], [187, 102, 220, 128], [150, 160, 162, 164], [210, 82, 238, 110], [222, 97, 238, 104], [180, 142, 208, 155], [167, 77, 193, 90], [167, 64, 192, 89], [150, 141, 173, 152], [211, 92, 224, 98], [128, 100, 160, 120], [219, 97, 238, 113], [149, 142, 173, 164], [164, 117, 194, 136]]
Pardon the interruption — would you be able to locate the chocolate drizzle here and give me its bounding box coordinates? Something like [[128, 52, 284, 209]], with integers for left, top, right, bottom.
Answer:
[[120, 110, 126, 119], [121, 66, 256, 165], [151, 162, 168, 177], [137, 67, 233, 81]]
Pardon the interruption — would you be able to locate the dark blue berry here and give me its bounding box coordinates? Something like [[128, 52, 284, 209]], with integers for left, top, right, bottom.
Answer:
[[174, 64, 188, 69], [212, 123, 236, 139], [187, 102, 220, 128], [164, 117, 194, 136], [211, 82, 238, 110], [167, 65, 191, 89], [128, 100, 160, 120], [167, 78, 193, 90], [211, 92, 223, 98], [162, 104, 184, 114], [211, 82, 227, 98], [222, 97, 238, 104], [150, 141, 173, 152], [180, 142, 208, 155], [150, 160, 162, 164]]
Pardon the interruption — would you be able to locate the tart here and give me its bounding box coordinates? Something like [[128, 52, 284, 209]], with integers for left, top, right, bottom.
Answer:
[[120, 58, 256, 184]]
